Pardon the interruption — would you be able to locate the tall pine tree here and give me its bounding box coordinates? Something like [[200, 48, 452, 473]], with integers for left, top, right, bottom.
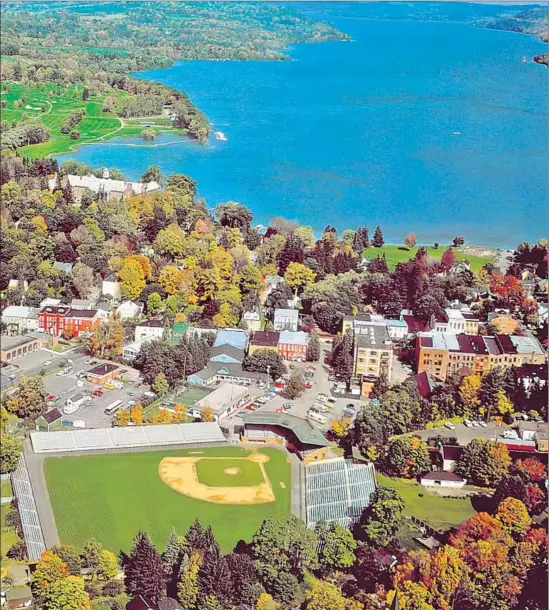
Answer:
[[331, 330, 354, 383], [197, 544, 233, 608], [372, 226, 384, 248], [163, 527, 185, 597], [277, 233, 305, 275], [125, 531, 168, 603]]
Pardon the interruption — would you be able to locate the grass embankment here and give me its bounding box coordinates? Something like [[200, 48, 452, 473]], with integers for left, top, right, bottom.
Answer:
[[44, 446, 291, 554], [0, 504, 21, 563], [377, 473, 476, 531], [1, 82, 187, 158], [0, 481, 13, 498], [362, 245, 495, 273]]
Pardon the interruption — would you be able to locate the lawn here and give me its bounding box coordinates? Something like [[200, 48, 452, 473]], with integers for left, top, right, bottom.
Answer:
[[0, 504, 20, 561], [195, 458, 264, 487], [362, 245, 494, 273], [0, 480, 13, 498], [376, 474, 476, 531], [44, 446, 291, 554], [1, 81, 187, 158]]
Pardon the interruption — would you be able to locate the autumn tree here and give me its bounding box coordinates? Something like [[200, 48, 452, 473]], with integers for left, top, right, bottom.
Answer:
[[5, 375, 47, 419], [403, 233, 417, 249], [178, 551, 201, 608], [495, 497, 532, 538], [441, 248, 456, 271], [32, 551, 70, 602], [283, 370, 305, 399], [153, 372, 169, 395], [119, 258, 146, 300], [87, 318, 124, 359], [459, 374, 482, 416], [330, 417, 352, 440], [42, 576, 91, 610], [50, 545, 82, 576], [456, 438, 511, 487], [385, 436, 431, 478], [285, 261, 316, 294], [125, 531, 168, 603], [304, 578, 350, 610], [201, 406, 215, 422]]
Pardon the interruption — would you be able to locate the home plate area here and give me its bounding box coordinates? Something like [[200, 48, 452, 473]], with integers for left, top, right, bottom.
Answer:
[[159, 452, 276, 505]]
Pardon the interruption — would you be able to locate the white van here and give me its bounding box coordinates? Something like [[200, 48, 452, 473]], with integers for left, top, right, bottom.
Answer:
[[307, 411, 327, 425]]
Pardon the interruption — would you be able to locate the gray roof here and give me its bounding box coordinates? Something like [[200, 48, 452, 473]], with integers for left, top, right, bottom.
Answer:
[[210, 344, 245, 362], [40, 408, 62, 424], [190, 362, 263, 382], [53, 261, 73, 272], [0, 333, 43, 350], [278, 330, 308, 346], [241, 411, 329, 447], [355, 324, 391, 348], [274, 308, 299, 320]]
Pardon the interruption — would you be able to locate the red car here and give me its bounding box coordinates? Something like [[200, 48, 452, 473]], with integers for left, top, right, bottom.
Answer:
[[92, 389, 103, 397]]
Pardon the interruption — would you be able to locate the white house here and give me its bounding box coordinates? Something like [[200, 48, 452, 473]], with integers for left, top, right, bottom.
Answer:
[[116, 300, 144, 321], [273, 308, 299, 332], [1, 306, 41, 334], [7, 279, 29, 292], [134, 319, 165, 342], [102, 275, 121, 300], [420, 471, 466, 488], [39, 298, 62, 308], [385, 319, 408, 340], [242, 311, 261, 332], [122, 340, 145, 360], [70, 298, 93, 310], [63, 393, 91, 414]]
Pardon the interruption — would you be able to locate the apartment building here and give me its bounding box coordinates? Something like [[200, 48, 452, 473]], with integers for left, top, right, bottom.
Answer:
[[416, 332, 546, 380], [353, 324, 393, 380], [431, 308, 480, 335], [38, 306, 103, 338]]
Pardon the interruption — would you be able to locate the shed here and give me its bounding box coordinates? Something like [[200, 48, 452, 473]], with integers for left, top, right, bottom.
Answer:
[[420, 471, 466, 488], [5, 586, 32, 610], [35, 408, 62, 431]]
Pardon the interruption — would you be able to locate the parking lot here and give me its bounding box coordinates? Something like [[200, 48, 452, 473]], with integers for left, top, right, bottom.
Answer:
[[221, 345, 368, 433], [415, 421, 516, 445], [2, 347, 144, 429]]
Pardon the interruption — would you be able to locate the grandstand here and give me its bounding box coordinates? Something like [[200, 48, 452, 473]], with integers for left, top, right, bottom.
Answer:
[[305, 458, 377, 529], [30, 422, 226, 454]]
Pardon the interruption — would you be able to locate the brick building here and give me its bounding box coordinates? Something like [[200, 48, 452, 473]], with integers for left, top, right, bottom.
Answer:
[[38, 306, 103, 338]]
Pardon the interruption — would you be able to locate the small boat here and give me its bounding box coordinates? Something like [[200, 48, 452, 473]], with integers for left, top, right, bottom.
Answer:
[[214, 131, 227, 141], [452, 131, 461, 136], [522, 56, 527, 63]]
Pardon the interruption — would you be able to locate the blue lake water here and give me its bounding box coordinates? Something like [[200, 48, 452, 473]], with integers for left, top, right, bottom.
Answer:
[[61, 11, 548, 247]]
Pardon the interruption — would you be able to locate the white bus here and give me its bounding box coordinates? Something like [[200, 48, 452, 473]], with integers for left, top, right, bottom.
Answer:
[[104, 400, 123, 415]]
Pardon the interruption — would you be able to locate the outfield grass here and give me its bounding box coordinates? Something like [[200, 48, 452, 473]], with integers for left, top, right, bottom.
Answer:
[[1, 81, 187, 158], [195, 458, 264, 487], [44, 446, 291, 554], [376, 474, 476, 531], [362, 245, 494, 273]]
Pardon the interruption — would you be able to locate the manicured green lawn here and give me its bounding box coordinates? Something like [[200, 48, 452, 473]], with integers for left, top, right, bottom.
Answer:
[[376, 474, 476, 531], [0, 480, 13, 498], [2, 81, 187, 158], [44, 446, 291, 554], [0, 504, 20, 560], [195, 458, 264, 487], [362, 245, 494, 273]]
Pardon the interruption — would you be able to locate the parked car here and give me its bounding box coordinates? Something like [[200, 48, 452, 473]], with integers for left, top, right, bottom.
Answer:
[[282, 402, 294, 409], [464, 420, 473, 428], [316, 394, 328, 403], [445, 422, 456, 430], [305, 382, 313, 389], [326, 398, 336, 406], [43, 360, 52, 366], [478, 421, 488, 428], [92, 389, 103, 397], [120, 369, 128, 374]]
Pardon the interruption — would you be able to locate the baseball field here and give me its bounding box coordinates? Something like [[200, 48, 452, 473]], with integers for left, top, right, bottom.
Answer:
[[44, 445, 291, 554]]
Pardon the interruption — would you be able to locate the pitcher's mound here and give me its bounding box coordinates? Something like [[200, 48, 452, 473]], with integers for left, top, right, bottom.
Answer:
[[224, 467, 241, 475]]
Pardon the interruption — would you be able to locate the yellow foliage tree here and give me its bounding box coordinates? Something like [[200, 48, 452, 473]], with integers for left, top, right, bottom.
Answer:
[[158, 265, 184, 295], [118, 259, 145, 300], [285, 261, 316, 293], [459, 374, 482, 416], [201, 406, 215, 422], [256, 592, 279, 610], [130, 403, 144, 425], [30, 215, 48, 233], [495, 389, 513, 416], [330, 417, 352, 440], [124, 254, 152, 280], [114, 409, 131, 427]]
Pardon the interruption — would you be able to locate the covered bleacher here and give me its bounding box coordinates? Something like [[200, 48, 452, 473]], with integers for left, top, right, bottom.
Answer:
[[305, 458, 377, 529], [30, 422, 226, 454]]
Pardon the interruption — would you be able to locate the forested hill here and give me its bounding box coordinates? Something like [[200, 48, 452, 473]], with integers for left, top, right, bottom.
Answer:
[[481, 7, 548, 42], [0, 2, 349, 149]]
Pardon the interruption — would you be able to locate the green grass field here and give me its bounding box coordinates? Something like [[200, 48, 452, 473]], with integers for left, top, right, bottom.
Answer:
[[377, 474, 476, 531], [362, 245, 494, 273], [44, 446, 291, 554], [0, 504, 20, 561], [195, 458, 264, 487], [1, 81, 187, 158], [0, 481, 13, 498]]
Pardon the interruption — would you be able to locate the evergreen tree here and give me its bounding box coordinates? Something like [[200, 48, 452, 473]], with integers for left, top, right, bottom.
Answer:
[[164, 527, 185, 596], [306, 332, 320, 362], [331, 330, 354, 383], [125, 531, 168, 603], [369, 373, 389, 400], [197, 544, 233, 608], [82, 87, 89, 101], [276, 233, 305, 276], [352, 226, 370, 253], [372, 225, 385, 248], [178, 551, 201, 609], [185, 519, 205, 552]]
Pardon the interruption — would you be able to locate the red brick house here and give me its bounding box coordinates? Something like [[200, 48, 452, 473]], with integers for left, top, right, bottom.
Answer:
[[38, 306, 102, 338], [277, 331, 308, 362]]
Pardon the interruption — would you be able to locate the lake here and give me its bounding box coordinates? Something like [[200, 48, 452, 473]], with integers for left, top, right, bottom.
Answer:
[[61, 9, 548, 247]]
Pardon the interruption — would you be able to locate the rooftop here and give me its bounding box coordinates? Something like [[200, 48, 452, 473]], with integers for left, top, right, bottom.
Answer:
[[0, 333, 44, 350], [210, 344, 245, 362], [214, 329, 248, 351], [63, 174, 160, 195], [421, 471, 465, 482], [355, 324, 391, 348], [137, 319, 164, 328], [195, 383, 250, 414], [40, 408, 62, 423], [274, 308, 299, 319], [241, 411, 329, 447], [278, 330, 308, 346], [251, 331, 280, 347], [87, 363, 119, 376], [67, 309, 97, 319], [1, 305, 33, 318], [190, 362, 263, 382]]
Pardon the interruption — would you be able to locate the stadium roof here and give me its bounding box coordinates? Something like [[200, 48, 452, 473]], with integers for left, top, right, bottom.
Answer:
[[30, 422, 226, 453], [241, 412, 329, 447], [214, 329, 248, 351]]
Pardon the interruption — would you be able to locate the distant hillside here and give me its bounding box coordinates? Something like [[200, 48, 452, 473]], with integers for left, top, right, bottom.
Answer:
[[479, 7, 548, 42]]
